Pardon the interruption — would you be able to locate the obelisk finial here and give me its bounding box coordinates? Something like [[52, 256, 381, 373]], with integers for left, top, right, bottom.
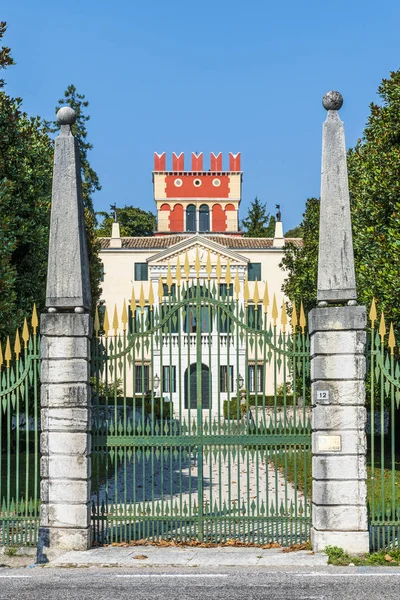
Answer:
[[317, 91, 357, 307], [45, 106, 91, 311]]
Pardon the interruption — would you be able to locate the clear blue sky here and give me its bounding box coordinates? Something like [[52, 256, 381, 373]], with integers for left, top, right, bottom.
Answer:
[[3, 1, 400, 231]]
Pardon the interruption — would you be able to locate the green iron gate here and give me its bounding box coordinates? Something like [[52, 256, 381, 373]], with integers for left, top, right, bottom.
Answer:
[[368, 299, 400, 550], [91, 258, 311, 545], [0, 306, 41, 546]]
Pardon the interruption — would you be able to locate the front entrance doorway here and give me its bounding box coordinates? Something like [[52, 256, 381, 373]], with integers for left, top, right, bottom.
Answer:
[[184, 363, 210, 409]]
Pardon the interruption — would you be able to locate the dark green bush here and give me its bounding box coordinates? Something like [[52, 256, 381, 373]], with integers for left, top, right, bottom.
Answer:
[[223, 395, 293, 419]]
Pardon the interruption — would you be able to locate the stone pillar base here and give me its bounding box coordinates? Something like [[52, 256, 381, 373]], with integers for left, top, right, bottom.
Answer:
[[311, 528, 369, 554], [37, 527, 92, 562], [309, 306, 369, 556]]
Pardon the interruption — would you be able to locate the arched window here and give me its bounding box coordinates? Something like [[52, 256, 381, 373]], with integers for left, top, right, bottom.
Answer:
[[199, 204, 210, 232], [186, 204, 196, 232]]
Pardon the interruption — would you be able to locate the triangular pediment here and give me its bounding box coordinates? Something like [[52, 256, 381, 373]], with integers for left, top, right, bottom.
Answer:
[[147, 235, 249, 266]]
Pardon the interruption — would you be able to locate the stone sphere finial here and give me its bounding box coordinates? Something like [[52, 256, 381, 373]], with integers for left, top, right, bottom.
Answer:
[[57, 106, 76, 125], [322, 91, 343, 111]]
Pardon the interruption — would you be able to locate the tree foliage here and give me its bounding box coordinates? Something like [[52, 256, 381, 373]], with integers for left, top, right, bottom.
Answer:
[[281, 70, 400, 333], [280, 198, 319, 316], [0, 24, 53, 338], [96, 205, 157, 237], [0, 25, 102, 337], [241, 197, 276, 237], [284, 225, 303, 238]]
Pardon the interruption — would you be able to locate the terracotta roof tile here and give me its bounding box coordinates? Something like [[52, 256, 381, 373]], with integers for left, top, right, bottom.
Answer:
[[98, 235, 303, 250]]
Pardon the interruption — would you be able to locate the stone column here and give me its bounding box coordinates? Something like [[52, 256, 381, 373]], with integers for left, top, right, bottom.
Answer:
[[38, 107, 92, 557], [309, 92, 369, 554]]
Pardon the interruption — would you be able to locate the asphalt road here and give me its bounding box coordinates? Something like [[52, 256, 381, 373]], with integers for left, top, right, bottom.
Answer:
[[1, 567, 400, 600]]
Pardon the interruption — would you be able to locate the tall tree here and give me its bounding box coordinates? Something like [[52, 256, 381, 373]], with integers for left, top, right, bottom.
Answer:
[[241, 197, 275, 237], [0, 21, 14, 86], [96, 206, 157, 237], [0, 23, 53, 338], [280, 198, 319, 316], [284, 225, 303, 238], [281, 70, 400, 333], [47, 85, 103, 308]]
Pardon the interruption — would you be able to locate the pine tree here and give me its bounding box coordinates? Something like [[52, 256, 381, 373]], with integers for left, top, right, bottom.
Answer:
[[241, 197, 275, 237]]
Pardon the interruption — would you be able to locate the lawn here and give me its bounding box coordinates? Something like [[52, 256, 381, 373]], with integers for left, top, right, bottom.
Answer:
[[272, 446, 400, 510]]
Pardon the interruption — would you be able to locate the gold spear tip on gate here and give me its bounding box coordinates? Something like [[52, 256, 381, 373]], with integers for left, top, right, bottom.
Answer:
[[94, 306, 100, 337], [112, 304, 119, 334], [166, 261, 173, 292], [31, 304, 38, 334], [5, 337, 12, 367], [299, 301, 306, 333], [263, 281, 269, 314], [369, 297, 377, 327], [0, 343, 3, 370], [206, 251, 212, 281], [291, 300, 298, 330], [281, 301, 287, 332], [176, 256, 182, 286], [195, 248, 201, 278], [216, 255, 222, 283], [253, 279, 260, 309], [379, 311, 386, 342], [139, 284, 146, 311], [388, 322, 396, 355], [271, 294, 278, 325], [22, 317, 30, 347], [184, 251, 190, 280], [130, 288, 137, 314], [103, 306, 110, 337], [244, 276, 250, 307], [14, 328, 21, 361], [158, 276, 164, 301], [225, 259, 232, 285], [148, 284, 154, 309], [121, 299, 128, 330], [234, 270, 240, 298]]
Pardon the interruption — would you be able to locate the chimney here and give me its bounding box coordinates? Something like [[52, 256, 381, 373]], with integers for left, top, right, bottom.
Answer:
[[273, 220, 284, 248], [110, 220, 122, 248]]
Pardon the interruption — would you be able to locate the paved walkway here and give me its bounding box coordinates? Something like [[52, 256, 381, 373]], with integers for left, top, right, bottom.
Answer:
[[93, 450, 305, 515], [50, 545, 327, 567]]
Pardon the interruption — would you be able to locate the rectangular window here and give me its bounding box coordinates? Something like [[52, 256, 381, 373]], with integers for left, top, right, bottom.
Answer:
[[134, 306, 152, 332], [100, 262, 105, 282], [247, 304, 262, 331], [162, 366, 176, 393], [248, 364, 264, 393], [162, 283, 176, 297], [219, 283, 233, 297], [220, 365, 234, 393], [248, 263, 261, 281], [135, 364, 150, 393], [134, 263, 148, 281], [160, 304, 179, 333]]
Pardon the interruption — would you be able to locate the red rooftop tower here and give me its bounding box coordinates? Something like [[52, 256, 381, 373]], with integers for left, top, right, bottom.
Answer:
[[153, 152, 242, 235]]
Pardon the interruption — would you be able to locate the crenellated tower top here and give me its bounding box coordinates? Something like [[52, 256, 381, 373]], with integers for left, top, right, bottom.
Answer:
[[153, 152, 242, 236]]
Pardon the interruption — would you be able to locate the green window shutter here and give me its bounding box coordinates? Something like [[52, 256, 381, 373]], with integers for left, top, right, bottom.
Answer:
[[248, 263, 261, 281], [134, 263, 148, 281]]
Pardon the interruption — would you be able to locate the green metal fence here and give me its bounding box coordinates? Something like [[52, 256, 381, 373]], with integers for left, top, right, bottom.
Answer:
[[368, 299, 400, 550], [91, 256, 311, 545], [0, 307, 41, 546]]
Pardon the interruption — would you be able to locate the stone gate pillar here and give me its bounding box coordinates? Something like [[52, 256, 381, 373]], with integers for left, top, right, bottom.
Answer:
[[38, 107, 92, 556], [309, 92, 369, 554]]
